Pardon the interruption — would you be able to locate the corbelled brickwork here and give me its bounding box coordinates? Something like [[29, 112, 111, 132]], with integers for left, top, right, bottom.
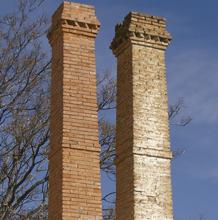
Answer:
[[111, 12, 173, 220], [48, 2, 102, 219]]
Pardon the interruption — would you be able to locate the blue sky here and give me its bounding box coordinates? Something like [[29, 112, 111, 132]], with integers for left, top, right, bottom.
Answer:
[[2, 0, 218, 219]]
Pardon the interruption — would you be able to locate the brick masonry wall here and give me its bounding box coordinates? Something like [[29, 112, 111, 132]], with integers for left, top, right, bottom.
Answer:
[[48, 2, 102, 219], [111, 12, 173, 220]]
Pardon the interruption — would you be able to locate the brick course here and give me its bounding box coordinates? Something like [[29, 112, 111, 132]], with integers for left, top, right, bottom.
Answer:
[[111, 12, 173, 220], [48, 2, 102, 219]]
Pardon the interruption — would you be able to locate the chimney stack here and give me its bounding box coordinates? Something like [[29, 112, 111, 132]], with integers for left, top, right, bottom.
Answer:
[[111, 12, 173, 220], [48, 2, 102, 219]]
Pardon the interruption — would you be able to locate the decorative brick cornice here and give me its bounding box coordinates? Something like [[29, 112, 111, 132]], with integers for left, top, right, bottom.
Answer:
[[47, 1, 100, 44], [110, 12, 172, 55]]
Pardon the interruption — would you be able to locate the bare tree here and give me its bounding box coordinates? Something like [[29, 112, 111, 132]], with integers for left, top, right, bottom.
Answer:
[[0, 0, 49, 219]]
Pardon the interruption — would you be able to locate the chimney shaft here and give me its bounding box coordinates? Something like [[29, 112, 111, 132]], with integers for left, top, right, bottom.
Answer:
[[111, 12, 173, 220], [48, 2, 102, 219]]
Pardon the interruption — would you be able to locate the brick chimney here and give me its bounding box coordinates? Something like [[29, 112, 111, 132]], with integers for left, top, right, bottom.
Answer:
[[111, 12, 173, 220], [47, 2, 102, 219]]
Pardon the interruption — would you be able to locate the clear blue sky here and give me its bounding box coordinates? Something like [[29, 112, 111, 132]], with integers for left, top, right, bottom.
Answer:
[[2, 1, 218, 219]]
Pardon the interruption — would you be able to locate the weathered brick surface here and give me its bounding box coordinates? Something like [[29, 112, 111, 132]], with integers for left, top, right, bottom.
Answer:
[[111, 12, 173, 220], [48, 2, 102, 219]]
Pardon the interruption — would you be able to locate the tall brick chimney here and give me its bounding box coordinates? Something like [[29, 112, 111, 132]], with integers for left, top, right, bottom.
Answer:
[[110, 12, 173, 219], [47, 2, 102, 219]]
